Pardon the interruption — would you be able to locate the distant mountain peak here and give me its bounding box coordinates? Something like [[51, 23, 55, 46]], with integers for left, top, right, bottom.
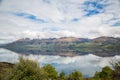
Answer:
[[16, 38, 30, 41], [92, 36, 119, 43], [56, 37, 79, 42], [9, 36, 120, 44]]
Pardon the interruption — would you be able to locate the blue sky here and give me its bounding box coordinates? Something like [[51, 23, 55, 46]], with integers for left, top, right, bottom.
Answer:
[[14, 12, 47, 23], [0, 0, 120, 43], [83, 0, 107, 16]]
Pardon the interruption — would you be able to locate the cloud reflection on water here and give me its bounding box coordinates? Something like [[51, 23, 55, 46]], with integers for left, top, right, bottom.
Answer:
[[0, 48, 120, 77]]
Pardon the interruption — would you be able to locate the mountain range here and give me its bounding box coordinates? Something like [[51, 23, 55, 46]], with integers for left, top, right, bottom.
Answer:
[[1, 36, 120, 57]]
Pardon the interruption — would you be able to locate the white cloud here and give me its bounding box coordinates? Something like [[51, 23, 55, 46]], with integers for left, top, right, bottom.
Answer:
[[19, 30, 80, 39], [0, 0, 120, 43]]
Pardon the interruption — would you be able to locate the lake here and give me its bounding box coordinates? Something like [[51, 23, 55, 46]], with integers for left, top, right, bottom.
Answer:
[[0, 48, 120, 77]]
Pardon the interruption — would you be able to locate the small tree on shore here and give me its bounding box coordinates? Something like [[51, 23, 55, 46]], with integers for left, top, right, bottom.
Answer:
[[42, 64, 58, 80], [9, 57, 48, 80], [67, 70, 83, 80], [58, 71, 66, 80], [111, 61, 120, 80]]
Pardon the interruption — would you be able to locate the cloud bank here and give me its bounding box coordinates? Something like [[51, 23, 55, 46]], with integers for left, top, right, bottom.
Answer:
[[0, 0, 120, 43]]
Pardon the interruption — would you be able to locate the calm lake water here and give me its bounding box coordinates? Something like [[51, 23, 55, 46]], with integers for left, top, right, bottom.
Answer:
[[0, 48, 120, 77]]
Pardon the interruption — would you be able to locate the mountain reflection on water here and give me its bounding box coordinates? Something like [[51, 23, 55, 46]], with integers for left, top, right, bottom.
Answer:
[[0, 48, 120, 77]]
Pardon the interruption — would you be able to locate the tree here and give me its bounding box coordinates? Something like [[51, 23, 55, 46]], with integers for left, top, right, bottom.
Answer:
[[58, 71, 66, 80], [93, 66, 113, 80], [67, 70, 83, 80], [93, 71, 101, 80], [111, 61, 120, 80], [42, 64, 58, 80], [9, 57, 47, 80], [99, 66, 113, 80]]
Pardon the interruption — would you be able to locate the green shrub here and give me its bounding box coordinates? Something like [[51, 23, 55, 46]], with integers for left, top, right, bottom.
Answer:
[[111, 61, 120, 80], [93, 66, 113, 80], [9, 57, 47, 80], [42, 64, 58, 80], [58, 71, 66, 80], [67, 70, 83, 80]]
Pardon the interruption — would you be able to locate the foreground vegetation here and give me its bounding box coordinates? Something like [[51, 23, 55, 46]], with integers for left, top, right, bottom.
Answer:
[[0, 58, 120, 80]]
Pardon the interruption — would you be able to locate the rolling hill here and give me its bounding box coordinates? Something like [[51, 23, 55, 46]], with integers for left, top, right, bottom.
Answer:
[[1, 36, 120, 57]]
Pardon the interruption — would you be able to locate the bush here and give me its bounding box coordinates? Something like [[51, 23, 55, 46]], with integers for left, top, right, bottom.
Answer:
[[58, 71, 66, 80], [42, 64, 58, 80], [93, 66, 113, 80], [111, 61, 120, 80], [67, 70, 83, 80], [9, 57, 47, 80]]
